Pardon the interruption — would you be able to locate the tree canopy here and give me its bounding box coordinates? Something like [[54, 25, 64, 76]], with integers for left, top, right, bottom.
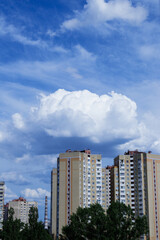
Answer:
[[62, 203, 107, 240], [106, 201, 148, 240], [0, 207, 24, 240], [0, 206, 52, 240], [62, 201, 148, 240]]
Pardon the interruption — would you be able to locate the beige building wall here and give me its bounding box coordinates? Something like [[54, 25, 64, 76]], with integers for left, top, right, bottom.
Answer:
[[51, 150, 102, 239], [110, 166, 118, 202], [56, 151, 82, 237], [9, 198, 38, 224], [113, 151, 160, 240], [145, 153, 160, 240], [114, 154, 135, 211], [102, 167, 111, 211]]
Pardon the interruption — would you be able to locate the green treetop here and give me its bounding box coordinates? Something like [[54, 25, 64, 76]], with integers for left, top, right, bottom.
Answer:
[[62, 201, 148, 240]]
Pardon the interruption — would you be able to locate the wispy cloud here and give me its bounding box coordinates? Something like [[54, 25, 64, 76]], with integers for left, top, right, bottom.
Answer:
[[0, 172, 30, 185], [61, 0, 148, 31], [15, 153, 58, 164], [0, 16, 46, 47], [0, 44, 96, 88], [46, 29, 57, 38], [66, 67, 82, 79], [139, 44, 160, 60]]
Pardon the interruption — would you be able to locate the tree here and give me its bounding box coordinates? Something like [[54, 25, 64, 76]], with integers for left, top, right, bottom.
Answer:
[[0, 207, 24, 240], [62, 202, 148, 240], [106, 201, 148, 240], [62, 203, 107, 240], [21, 206, 52, 240]]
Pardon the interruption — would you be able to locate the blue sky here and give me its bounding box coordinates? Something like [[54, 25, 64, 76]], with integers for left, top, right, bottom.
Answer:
[[0, 0, 160, 220]]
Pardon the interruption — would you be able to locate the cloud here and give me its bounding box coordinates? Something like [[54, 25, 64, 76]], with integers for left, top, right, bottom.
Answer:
[[0, 172, 30, 185], [66, 67, 82, 79], [61, 0, 148, 31], [0, 45, 96, 86], [118, 109, 160, 153], [0, 16, 46, 47], [15, 154, 30, 163], [0, 89, 142, 160], [12, 113, 25, 129], [46, 29, 57, 37], [2, 88, 160, 161], [139, 44, 160, 60], [0, 122, 11, 143], [32, 89, 139, 143], [15, 153, 58, 164], [52, 46, 68, 54], [4, 186, 18, 200], [0, 131, 5, 142], [22, 188, 50, 198], [75, 45, 96, 61]]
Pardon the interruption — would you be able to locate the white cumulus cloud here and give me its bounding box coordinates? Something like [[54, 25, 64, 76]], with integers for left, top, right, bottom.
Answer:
[[61, 0, 147, 31], [22, 188, 50, 198], [32, 89, 140, 143]]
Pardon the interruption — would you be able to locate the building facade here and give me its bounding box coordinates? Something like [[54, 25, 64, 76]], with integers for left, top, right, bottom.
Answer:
[[51, 149, 102, 238], [51, 149, 160, 240], [101, 166, 112, 210], [113, 150, 160, 240], [8, 197, 38, 224], [0, 181, 5, 230]]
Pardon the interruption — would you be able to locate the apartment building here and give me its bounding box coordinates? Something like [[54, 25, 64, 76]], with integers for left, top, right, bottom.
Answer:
[[101, 166, 111, 210], [51, 149, 160, 239], [8, 197, 38, 224], [110, 165, 119, 202], [0, 181, 5, 230], [113, 150, 160, 240], [114, 152, 136, 213], [51, 149, 102, 238]]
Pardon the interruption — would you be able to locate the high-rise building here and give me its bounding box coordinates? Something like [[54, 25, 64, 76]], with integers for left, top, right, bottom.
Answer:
[[8, 197, 38, 224], [51, 149, 102, 238], [0, 181, 5, 230], [110, 165, 119, 202], [101, 166, 112, 210], [51, 149, 160, 240], [113, 150, 160, 240], [113, 151, 137, 213]]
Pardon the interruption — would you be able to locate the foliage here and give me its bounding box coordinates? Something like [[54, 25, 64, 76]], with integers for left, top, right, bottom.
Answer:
[[0, 207, 24, 240], [106, 201, 148, 240], [0, 206, 52, 240], [62, 203, 107, 240], [62, 201, 148, 240], [21, 206, 52, 240]]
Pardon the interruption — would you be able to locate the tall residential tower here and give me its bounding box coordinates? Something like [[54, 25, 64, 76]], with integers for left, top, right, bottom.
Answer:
[[113, 150, 160, 240], [51, 149, 102, 238]]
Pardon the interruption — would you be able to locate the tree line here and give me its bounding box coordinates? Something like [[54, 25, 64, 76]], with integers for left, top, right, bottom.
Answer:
[[61, 201, 148, 240], [0, 207, 52, 240], [0, 202, 148, 240]]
